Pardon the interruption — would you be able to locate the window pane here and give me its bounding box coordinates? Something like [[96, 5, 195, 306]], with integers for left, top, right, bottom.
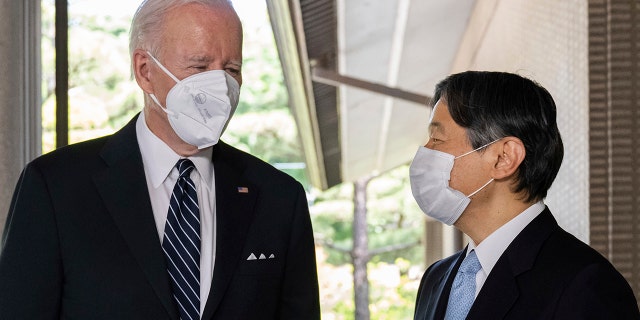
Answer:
[[67, 0, 142, 144], [42, 0, 142, 153], [41, 0, 55, 153]]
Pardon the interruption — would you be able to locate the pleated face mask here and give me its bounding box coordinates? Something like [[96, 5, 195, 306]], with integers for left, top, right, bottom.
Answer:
[[409, 140, 497, 225]]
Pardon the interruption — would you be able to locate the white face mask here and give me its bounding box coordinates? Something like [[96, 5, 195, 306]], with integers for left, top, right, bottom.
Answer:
[[147, 52, 240, 149], [409, 140, 497, 225]]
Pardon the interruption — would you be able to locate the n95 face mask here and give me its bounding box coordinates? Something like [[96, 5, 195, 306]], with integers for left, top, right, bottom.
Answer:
[[147, 52, 240, 149], [409, 141, 497, 225]]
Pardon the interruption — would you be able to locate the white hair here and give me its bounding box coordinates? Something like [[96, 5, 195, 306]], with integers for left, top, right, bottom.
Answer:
[[129, 0, 236, 60]]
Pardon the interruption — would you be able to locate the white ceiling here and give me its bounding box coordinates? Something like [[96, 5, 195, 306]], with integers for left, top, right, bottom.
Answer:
[[337, 0, 477, 181]]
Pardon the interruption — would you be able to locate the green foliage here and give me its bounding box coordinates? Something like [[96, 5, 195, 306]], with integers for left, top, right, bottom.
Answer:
[[42, 2, 424, 319], [41, 0, 142, 151], [324, 260, 419, 320], [222, 109, 310, 187], [369, 267, 418, 320], [235, 12, 288, 115], [311, 166, 424, 319], [311, 165, 424, 266], [334, 299, 356, 320]]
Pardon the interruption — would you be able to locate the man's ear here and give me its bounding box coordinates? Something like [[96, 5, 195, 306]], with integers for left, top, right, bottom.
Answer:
[[491, 137, 526, 179], [132, 49, 153, 94]]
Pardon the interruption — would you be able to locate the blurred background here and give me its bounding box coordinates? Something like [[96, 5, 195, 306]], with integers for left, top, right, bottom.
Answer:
[[1, 0, 639, 318]]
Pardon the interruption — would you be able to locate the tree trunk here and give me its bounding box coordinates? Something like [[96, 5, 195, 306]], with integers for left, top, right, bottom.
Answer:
[[352, 176, 371, 320]]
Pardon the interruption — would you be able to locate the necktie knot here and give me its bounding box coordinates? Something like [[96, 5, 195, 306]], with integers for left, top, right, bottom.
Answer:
[[176, 159, 195, 178], [460, 250, 481, 275]]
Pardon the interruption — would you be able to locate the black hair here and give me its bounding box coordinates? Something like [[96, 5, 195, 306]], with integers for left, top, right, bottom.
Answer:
[[432, 71, 564, 202]]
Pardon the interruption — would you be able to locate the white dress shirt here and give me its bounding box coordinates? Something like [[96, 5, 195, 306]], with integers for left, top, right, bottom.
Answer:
[[466, 201, 546, 298], [136, 111, 216, 315]]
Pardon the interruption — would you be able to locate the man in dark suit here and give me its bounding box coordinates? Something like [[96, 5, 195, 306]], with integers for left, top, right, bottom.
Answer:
[[410, 71, 639, 319], [0, 0, 320, 319]]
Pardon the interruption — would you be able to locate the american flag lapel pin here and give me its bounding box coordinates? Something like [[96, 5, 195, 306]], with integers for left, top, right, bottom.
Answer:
[[237, 186, 249, 193]]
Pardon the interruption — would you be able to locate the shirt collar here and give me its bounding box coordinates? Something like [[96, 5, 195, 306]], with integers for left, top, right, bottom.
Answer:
[[136, 111, 214, 190], [468, 201, 546, 275], [190, 148, 214, 191]]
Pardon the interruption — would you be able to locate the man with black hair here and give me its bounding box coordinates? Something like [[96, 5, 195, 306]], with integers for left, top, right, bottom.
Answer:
[[411, 71, 639, 319]]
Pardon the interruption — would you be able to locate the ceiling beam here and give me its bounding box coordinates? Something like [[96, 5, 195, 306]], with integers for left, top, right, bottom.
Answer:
[[311, 66, 432, 106]]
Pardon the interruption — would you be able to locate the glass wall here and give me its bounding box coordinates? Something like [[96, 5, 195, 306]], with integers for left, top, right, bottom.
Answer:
[[39, 1, 420, 318], [41, 0, 141, 153]]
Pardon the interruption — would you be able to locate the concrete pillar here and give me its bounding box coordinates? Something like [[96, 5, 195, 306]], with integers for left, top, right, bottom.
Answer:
[[0, 0, 41, 231]]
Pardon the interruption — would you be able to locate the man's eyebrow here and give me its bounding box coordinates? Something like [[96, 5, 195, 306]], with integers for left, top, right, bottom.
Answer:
[[186, 55, 210, 63], [185, 56, 242, 68], [429, 121, 443, 134], [228, 61, 242, 68]]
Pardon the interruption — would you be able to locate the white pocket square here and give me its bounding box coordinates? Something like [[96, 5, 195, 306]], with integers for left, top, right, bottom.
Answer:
[[247, 252, 276, 260]]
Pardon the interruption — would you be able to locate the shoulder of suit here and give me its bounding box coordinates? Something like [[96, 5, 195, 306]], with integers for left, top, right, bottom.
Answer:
[[30, 135, 110, 172], [424, 250, 464, 277], [548, 227, 609, 263]]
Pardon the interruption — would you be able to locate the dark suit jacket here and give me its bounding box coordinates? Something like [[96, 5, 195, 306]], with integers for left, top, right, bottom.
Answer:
[[0, 115, 320, 319], [414, 208, 640, 320]]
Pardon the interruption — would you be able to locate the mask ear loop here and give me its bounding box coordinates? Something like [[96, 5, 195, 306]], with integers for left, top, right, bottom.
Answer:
[[146, 51, 179, 117], [466, 178, 494, 198], [455, 138, 501, 198], [148, 93, 176, 117], [454, 138, 501, 159], [146, 51, 180, 83]]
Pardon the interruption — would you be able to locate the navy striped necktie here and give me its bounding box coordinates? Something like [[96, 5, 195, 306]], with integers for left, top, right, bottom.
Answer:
[[163, 159, 201, 320]]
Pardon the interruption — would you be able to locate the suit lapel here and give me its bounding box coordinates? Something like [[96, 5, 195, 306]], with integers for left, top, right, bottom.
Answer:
[[92, 116, 179, 320], [467, 256, 519, 319], [414, 249, 465, 320], [467, 208, 557, 319], [202, 142, 258, 319], [434, 251, 465, 320]]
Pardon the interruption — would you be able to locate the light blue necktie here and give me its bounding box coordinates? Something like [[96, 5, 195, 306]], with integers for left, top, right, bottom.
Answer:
[[444, 249, 482, 320], [163, 159, 201, 320]]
